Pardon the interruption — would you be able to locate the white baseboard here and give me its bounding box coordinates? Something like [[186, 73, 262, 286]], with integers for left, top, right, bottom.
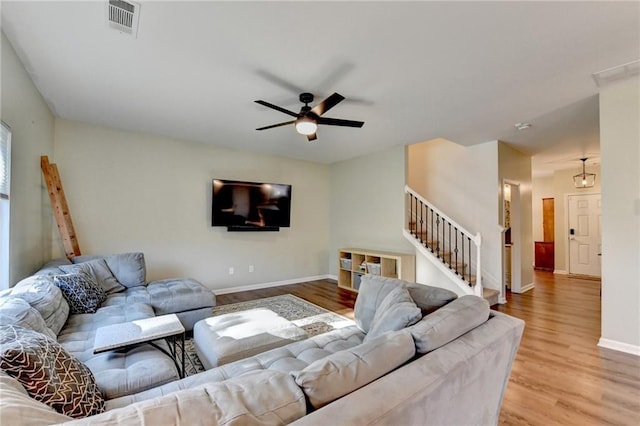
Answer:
[[513, 283, 534, 293], [598, 338, 640, 356], [214, 274, 334, 295], [554, 269, 568, 275]]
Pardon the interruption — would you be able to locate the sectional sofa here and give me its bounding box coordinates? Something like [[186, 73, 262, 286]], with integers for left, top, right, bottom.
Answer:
[[0, 258, 524, 425]]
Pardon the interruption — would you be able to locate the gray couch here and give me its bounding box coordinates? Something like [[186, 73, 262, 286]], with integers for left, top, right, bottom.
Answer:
[[0, 253, 216, 400], [0, 273, 523, 425]]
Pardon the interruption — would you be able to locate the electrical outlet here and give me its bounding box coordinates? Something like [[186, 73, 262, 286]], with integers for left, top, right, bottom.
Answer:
[[228, 267, 234, 275], [249, 265, 254, 273]]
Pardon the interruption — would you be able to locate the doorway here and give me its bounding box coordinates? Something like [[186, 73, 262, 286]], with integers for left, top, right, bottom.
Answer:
[[567, 193, 602, 277], [503, 182, 523, 295]]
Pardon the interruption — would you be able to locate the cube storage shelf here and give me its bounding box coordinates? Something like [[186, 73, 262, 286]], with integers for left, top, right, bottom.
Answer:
[[338, 248, 415, 293]]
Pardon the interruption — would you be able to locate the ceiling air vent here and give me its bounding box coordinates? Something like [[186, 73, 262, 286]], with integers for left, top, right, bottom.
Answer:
[[107, 0, 140, 37]]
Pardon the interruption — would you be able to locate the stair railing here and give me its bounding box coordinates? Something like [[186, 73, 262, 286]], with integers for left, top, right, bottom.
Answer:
[[405, 185, 482, 294]]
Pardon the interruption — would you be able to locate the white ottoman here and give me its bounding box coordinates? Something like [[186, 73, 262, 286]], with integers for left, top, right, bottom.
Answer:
[[193, 308, 308, 369]]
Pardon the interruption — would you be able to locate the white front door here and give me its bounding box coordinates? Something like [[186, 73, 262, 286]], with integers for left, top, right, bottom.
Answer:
[[568, 193, 601, 277]]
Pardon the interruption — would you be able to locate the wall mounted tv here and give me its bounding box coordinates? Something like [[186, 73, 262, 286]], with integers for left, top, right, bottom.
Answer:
[[212, 179, 292, 231]]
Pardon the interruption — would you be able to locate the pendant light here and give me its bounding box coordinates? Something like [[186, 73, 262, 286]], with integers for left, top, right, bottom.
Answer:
[[573, 158, 596, 188]]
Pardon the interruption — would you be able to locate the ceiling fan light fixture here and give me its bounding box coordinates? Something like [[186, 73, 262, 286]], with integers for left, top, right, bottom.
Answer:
[[295, 116, 317, 135], [573, 158, 596, 188]]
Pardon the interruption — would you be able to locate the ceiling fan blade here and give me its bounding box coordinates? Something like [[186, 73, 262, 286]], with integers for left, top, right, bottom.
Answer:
[[255, 100, 299, 118], [311, 92, 345, 116], [256, 120, 295, 131], [307, 133, 317, 142], [317, 117, 365, 128]]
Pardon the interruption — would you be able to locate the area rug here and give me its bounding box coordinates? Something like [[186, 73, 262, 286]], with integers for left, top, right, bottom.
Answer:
[[180, 294, 354, 376]]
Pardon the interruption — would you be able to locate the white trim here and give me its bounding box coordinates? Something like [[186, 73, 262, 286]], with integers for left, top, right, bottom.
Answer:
[[554, 269, 568, 275], [213, 274, 334, 295], [512, 282, 535, 294], [598, 338, 640, 356]]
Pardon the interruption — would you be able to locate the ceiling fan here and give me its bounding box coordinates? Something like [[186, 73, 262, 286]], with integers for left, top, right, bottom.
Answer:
[[255, 92, 364, 141]]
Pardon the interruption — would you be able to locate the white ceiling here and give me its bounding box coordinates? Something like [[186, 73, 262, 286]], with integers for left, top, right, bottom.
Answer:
[[2, 1, 639, 173]]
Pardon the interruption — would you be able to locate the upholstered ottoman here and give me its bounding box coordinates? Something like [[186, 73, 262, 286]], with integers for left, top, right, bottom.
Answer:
[[194, 308, 308, 369]]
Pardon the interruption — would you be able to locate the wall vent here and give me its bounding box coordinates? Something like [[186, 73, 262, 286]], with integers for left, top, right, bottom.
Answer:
[[107, 0, 140, 37]]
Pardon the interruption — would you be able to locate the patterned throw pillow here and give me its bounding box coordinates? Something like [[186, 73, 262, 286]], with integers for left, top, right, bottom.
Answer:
[[0, 324, 105, 418], [53, 272, 107, 314]]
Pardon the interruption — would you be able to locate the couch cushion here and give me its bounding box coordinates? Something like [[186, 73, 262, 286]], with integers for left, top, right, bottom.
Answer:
[[293, 330, 416, 409], [60, 258, 126, 295], [103, 278, 216, 315], [405, 282, 458, 315], [56, 303, 179, 399], [353, 275, 400, 333], [62, 370, 306, 426], [365, 286, 422, 342], [8, 276, 70, 335], [410, 295, 490, 354], [0, 325, 105, 418], [73, 252, 146, 288], [0, 297, 56, 340], [0, 371, 73, 425], [54, 271, 107, 314]]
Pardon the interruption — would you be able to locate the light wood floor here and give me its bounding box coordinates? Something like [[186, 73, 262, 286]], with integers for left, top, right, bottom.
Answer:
[[216, 272, 640, 426]]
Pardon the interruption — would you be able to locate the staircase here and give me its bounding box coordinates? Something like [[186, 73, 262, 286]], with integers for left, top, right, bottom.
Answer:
[[403, 185, 499, 305]]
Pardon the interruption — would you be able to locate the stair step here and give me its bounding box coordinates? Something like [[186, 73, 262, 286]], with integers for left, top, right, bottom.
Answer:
[[482, 288, 500, 306]]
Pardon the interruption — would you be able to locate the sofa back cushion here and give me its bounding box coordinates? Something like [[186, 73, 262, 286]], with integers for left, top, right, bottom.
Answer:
[[364, 286, 422, 342], [292, 330, 415, 409], [0, 297, 57, 340], [9, 276, 69, 336], [59, 258, 125, 295], [72, 252, 146, 288], [0, 325, 105, 418], [405, 283, 458, 316], [410, 295, 490, 354]]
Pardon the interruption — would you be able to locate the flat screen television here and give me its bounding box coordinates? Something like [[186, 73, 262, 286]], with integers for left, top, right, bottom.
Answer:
[[212, 179, 292, 231]]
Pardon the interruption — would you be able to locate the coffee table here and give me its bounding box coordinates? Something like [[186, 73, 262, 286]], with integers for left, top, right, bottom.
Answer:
[[94, 313, 186, 378]]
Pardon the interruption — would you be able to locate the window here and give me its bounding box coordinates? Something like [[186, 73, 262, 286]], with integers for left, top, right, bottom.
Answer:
[[1, 121, 11, 289]]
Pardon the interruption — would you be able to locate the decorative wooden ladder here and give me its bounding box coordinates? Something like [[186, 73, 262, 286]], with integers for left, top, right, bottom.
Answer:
[[41, 156, 81, 259]]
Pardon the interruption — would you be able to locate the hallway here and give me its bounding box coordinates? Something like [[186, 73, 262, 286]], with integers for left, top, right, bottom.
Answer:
[[497, 271, 640, 425]]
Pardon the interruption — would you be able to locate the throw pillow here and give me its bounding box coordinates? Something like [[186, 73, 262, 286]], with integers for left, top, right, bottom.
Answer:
[[0, 325, 105, 418], [0, 297, 57, 340], [353, 275, 400, 333], [72, 252, 146, 288], [59, 258, 125, 295], [410, 295, 490, 354], [292, 330, 415, 409], [365, 286, 422, 342], [53, 272, 107, 314]]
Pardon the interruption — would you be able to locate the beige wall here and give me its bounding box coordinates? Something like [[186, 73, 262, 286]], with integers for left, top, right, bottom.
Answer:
[[532, 175, 553, 243], [552, 164, 601, 273], [598, 75, 640, 353], [328, 145, 412, 276], [53, 119, 331, 291], [407, 138, 502, 291], [498, 142, 533, 292], [1, 32, 55, 285]]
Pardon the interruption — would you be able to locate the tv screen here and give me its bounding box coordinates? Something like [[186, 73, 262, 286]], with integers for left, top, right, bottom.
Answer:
[[212, 179, 292, 229]]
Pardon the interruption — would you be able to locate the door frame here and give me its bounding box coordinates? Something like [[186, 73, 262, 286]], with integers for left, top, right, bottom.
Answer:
[[565, 192, 602, 277]]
